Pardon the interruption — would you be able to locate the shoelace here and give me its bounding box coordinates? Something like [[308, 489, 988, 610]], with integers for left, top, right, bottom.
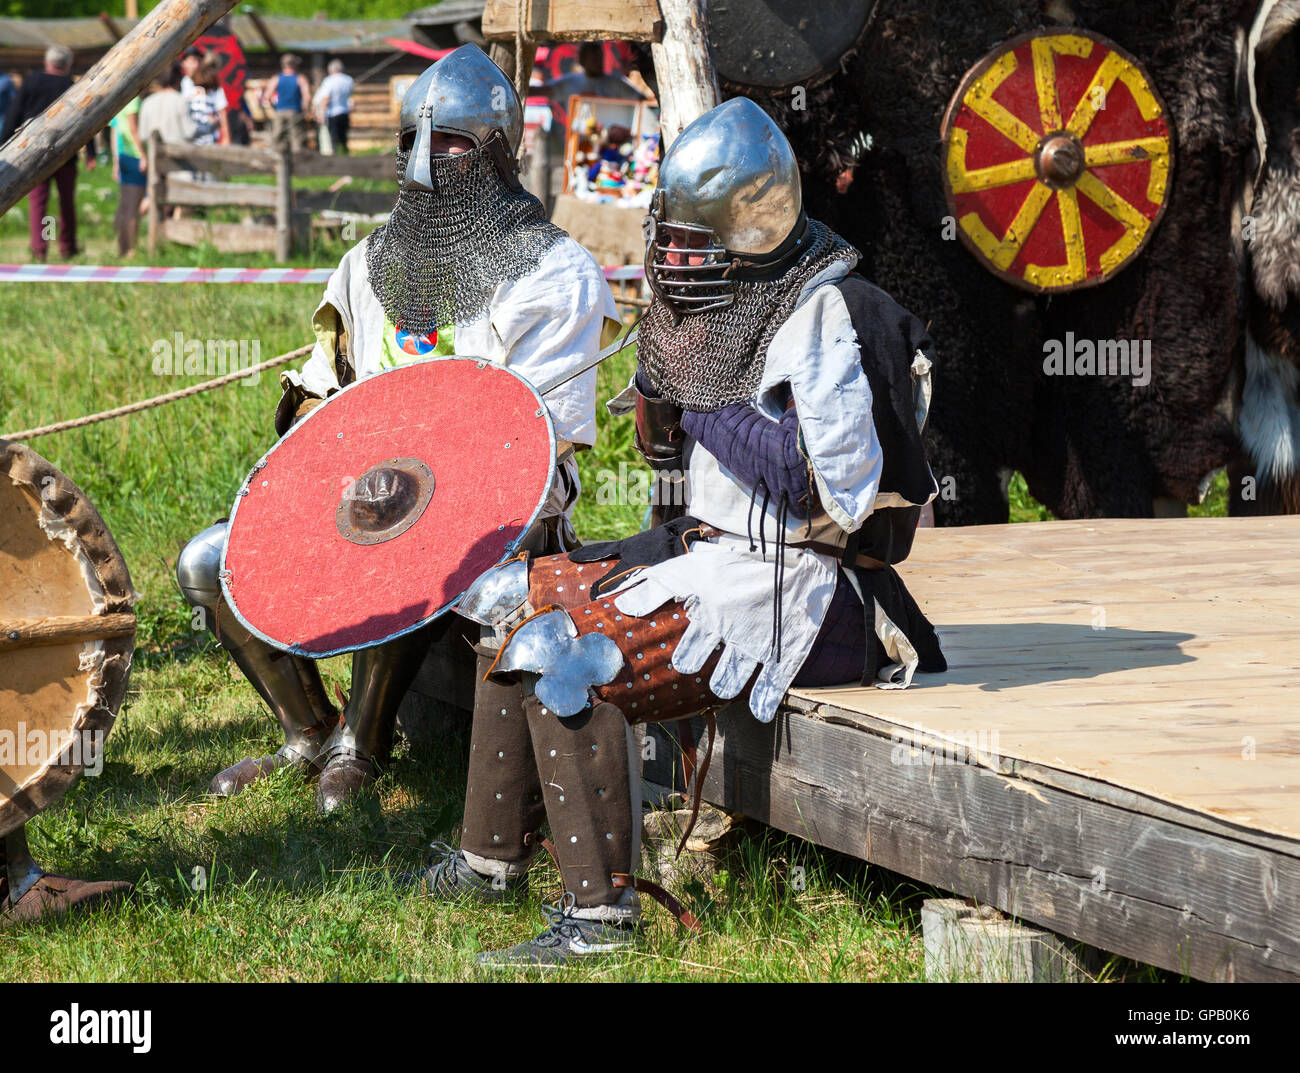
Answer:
[[423, 841, 464, 891], [535, 892, 587, 948]]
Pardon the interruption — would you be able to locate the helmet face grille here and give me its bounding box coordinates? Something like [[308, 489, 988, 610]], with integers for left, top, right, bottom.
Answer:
[[644, 195, 735, 317]]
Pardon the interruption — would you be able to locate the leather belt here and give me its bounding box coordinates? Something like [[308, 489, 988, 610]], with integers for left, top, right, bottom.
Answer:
[[695, 525, 887, 571]]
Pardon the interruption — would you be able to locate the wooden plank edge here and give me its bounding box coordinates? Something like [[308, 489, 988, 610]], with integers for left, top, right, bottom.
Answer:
[[784, 694, 1300, 859]]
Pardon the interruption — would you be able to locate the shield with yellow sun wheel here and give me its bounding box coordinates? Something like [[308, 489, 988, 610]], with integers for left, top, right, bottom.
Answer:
[[940, 29, 1173, 293]]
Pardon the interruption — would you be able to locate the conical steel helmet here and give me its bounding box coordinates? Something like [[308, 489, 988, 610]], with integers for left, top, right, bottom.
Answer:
[[399, 45, 523, 191]]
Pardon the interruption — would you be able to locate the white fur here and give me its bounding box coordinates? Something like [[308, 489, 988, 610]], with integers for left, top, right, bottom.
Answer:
[[1241, 333, 1300, 480]]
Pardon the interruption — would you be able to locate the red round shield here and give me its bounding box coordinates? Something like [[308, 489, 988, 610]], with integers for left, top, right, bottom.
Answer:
[[940, 29, 1173, 293], [221, 357, 555, 657]]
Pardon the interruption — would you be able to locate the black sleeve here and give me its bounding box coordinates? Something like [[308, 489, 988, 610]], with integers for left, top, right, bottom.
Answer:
[[6, 80, 29, 134]]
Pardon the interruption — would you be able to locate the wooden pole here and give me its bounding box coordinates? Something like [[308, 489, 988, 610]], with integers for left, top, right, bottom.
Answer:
[[488, 42, 536, 102], [0, 0, 238, 217], [275, 142, 292, 262], [245, 8, 281, 54], [146, 130, 162, 257], [650, 0, 721, 146]]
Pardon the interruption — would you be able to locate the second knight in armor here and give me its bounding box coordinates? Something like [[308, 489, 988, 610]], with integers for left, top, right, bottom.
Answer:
[[177, 45, 619, 814], [417, 97, 947, 968]]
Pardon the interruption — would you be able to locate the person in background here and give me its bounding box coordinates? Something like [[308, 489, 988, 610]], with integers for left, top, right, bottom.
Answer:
[[539, 42, 648, 105], [179, 46, 201, 97], [139, 62, 198, 149], [313, 58, 354, 155], [189, 55, 230, 147], [0, 69, 15, 144], [5, 45, 83, 262], [110, 95, 147, 256], [262, 53, 311, 153], [139, 62, 198, 220]]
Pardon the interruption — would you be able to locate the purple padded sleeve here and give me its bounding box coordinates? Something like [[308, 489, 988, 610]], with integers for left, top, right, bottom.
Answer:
[[680, 401, 815, 518]]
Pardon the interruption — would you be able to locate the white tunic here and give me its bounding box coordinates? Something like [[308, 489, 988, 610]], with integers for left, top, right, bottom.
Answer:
[[610, 262, 933, 722], [283, 236, 620, 521]]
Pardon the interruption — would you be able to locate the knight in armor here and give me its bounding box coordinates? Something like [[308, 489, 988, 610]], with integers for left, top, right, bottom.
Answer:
[[416, 97, 947, 968], [177, 45, 619, 813]]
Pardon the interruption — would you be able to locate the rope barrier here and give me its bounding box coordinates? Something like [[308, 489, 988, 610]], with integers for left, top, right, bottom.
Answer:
[[0, 344, 313, 443], [0, 262, 647, 442]]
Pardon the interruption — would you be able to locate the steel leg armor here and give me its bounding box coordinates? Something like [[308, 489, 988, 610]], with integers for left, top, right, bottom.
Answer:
[[315, 623, 439, 813], [177, 522, 336, 796]]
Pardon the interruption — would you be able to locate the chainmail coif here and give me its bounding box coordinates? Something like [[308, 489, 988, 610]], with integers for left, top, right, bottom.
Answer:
[[638, 219, 859, 412], [365, 145, 566, 336]]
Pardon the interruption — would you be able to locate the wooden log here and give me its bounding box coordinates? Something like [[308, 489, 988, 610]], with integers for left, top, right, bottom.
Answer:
[[482, 0, 663, 43], [163, 217, 276, 254], [166, 177, 279, 209], [0, 0, 239, 216], [922, 899, 1084, 982], [650, 0, 721, 145], [296, 189, 394, 216], [0, 614, 135, 653], [156, 143, 395, 181], [288, 152, 395, 180], [155, 142, 278, 176], [274, 143, 292, 262], [488, 41, 536, 106]]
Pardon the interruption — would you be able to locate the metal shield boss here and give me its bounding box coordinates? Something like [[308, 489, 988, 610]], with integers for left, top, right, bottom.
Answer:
[[0, 442, 137, 839], [221, 357, 555, 658], [941, 29, 1173, 292]]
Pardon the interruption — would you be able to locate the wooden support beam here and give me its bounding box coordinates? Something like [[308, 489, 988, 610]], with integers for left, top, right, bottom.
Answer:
[[650, 0, 721, 145], [244, 7, 280, 54], [0, 0, 239, 216], [146, 130, 163, 257], [165, 176, 278, 208], [482, 0, 663, 43], [98, 13, 125, 43]]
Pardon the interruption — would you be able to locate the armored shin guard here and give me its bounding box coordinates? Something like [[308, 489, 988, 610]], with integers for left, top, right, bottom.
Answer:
[[525, 697, 641, 916], [316, 623, 435, 812], [177, 522, 335, 795], [459, 647, 546, 877]]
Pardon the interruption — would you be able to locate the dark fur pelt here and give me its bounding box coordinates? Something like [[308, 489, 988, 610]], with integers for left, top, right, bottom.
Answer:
[[728, 0, 1259, 524]]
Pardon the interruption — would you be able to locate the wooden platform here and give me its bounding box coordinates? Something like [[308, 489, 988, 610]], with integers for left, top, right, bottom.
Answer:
[[647, 517, 1300, 982]]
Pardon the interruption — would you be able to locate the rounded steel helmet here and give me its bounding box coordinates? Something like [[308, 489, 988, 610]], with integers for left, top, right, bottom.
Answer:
[[646, 97, 806, 315], [399, 44, 524, 192]]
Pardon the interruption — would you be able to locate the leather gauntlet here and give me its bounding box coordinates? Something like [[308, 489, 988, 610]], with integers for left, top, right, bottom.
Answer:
[[634, 388, 685, 473]]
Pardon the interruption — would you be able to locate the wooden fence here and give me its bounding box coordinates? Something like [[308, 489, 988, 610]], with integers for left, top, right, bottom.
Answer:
[[145, 135, 396, 261]]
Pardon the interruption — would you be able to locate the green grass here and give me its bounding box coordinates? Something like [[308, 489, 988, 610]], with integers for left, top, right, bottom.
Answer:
[[1, 167, 919, 982], [0, 163, 1198, 982]]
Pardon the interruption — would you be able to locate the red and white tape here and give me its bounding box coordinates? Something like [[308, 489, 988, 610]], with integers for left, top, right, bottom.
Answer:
[[0, 263, 646, 284]]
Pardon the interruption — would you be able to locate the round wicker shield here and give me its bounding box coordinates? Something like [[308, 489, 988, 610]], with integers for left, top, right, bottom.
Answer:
[[221, 357, 556, 658], [0, 441, 136, 840], [940, 29, 1173, 293]]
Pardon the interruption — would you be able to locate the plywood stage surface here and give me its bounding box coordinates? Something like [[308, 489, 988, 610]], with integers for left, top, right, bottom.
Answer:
[[793, 515, 1300, 844]]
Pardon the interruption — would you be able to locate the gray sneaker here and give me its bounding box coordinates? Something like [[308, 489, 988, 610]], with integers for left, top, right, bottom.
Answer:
[[411, 842, 524, 904], [477, 893, 638, 970]]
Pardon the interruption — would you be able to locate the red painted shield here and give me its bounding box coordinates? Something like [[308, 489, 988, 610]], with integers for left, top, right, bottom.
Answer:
[[221, 358, 555, 657]]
